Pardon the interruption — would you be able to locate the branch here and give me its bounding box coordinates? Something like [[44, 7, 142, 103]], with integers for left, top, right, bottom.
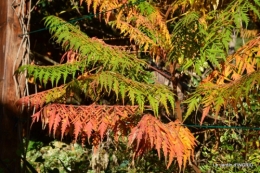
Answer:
[[148, 65, 172, 80], [30, 51, 59, 65], [30, 0, 41, 13]]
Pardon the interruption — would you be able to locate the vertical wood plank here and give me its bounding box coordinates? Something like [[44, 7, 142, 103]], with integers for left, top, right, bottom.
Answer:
[[0, 0, 23, 172]]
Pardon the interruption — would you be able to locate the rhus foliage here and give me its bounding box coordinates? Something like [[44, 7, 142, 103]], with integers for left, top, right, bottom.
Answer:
[[17, 15, 195, 170], [185, 35, 260, 123], [17, 0, 260, 172], [170, 0, 260, 74]]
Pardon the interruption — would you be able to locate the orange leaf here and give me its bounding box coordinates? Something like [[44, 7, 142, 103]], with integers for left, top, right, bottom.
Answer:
[[61, 115, 70, 140], [84, 121, 93, 143], [53, 113, 61, 138], [31, 111, 41, 128], [74, 120, 82, 140], [231, 73, 241, 80], [201, 106, 210, 125], [48, 109, 56, 135], [98, 121, 108, 140]]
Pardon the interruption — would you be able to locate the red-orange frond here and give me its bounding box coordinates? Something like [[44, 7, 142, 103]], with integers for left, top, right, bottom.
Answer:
[[30, 104, 140, 143], [128, 115, 196, 170], [16, 86, 66, 109]]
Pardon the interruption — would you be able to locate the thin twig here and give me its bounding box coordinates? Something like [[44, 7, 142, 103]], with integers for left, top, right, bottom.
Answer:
[[30, 51, 59, 65], [30, 0, 41, 13]]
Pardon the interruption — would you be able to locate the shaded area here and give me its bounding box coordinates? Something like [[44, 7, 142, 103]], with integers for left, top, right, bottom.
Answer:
[[0, 103, 21, 173]]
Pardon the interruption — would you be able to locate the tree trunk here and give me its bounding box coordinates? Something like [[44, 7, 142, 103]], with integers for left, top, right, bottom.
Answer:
[[0, 0, 27, 172]]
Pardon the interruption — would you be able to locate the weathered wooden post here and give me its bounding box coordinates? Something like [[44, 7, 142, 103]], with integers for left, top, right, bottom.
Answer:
[[0, 0, 30, 172]]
